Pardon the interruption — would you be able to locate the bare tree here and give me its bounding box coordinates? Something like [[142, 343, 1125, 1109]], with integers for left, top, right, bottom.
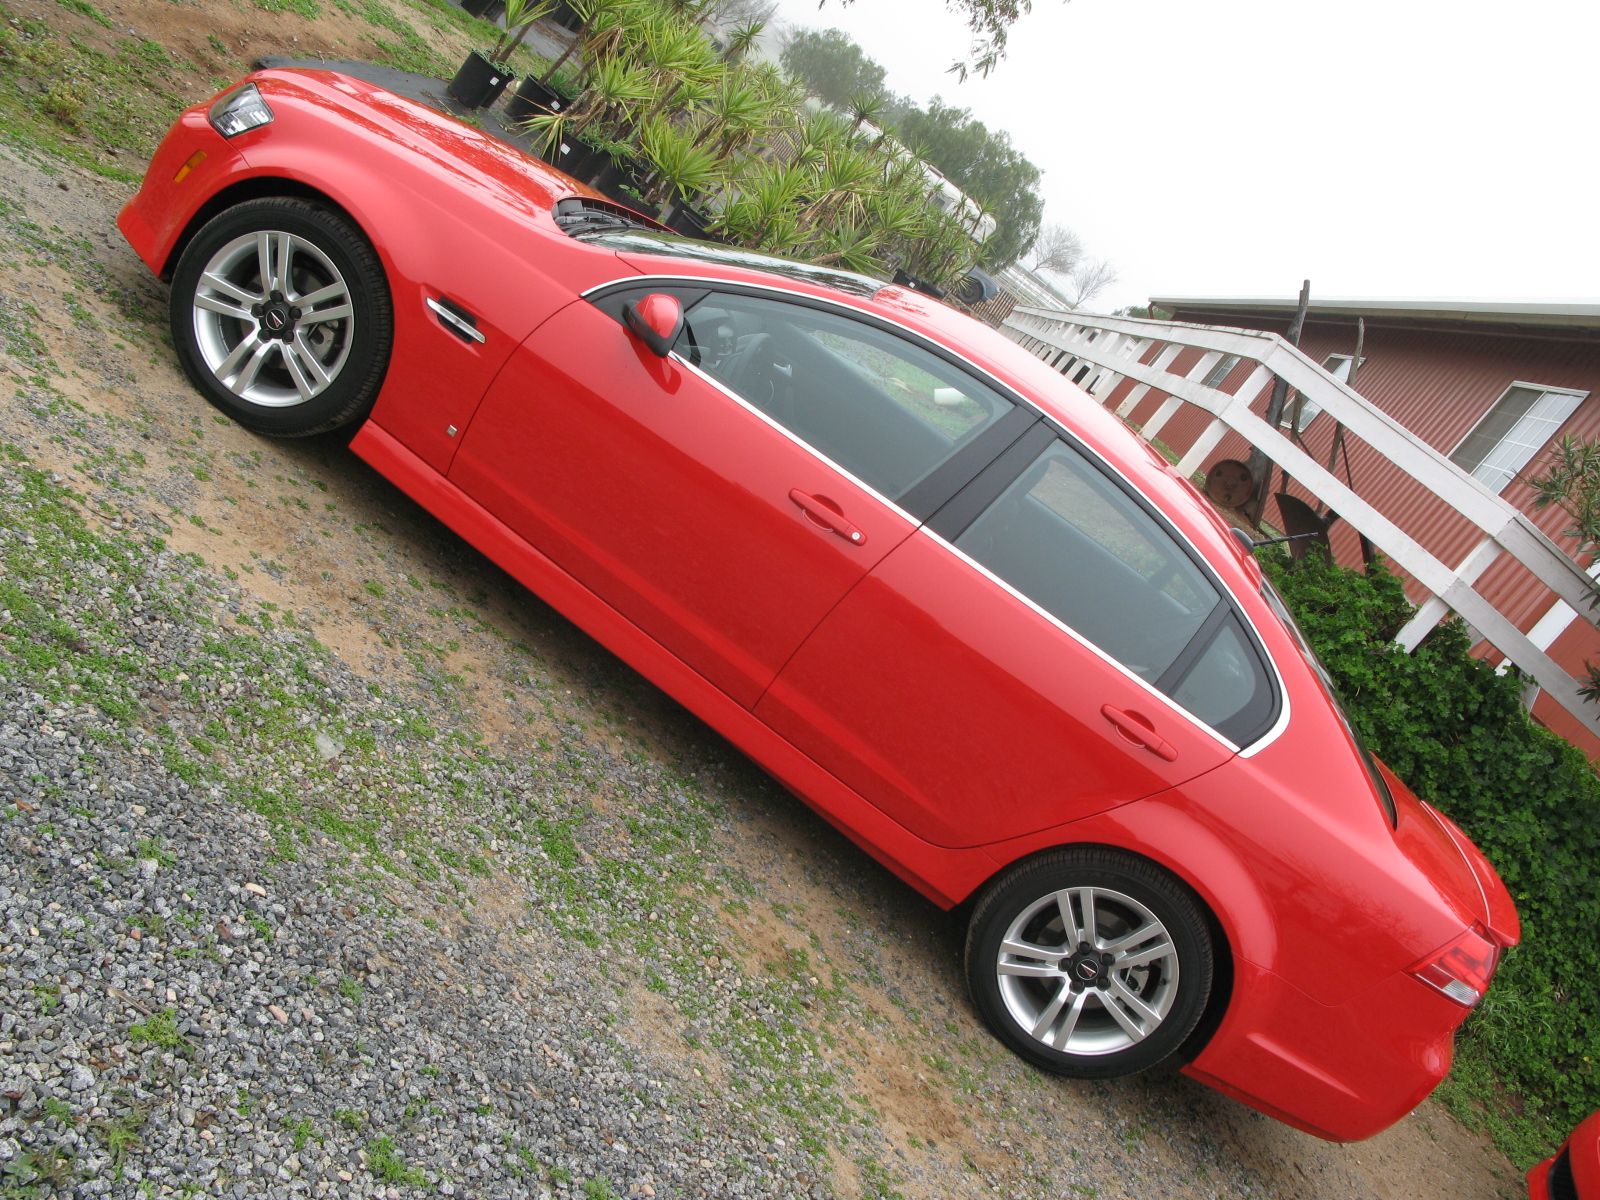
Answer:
[[1064, 257, 1117, 307], [702, 0, 778, 30], [1026, 222, 1083, 276]]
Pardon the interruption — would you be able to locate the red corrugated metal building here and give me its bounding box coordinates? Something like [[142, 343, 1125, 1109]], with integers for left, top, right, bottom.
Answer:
[[1108, 299, 1600, 755]]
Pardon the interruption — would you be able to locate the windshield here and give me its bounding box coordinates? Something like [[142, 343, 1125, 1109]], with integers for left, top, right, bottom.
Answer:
[[1259, 579, 1398, 826]]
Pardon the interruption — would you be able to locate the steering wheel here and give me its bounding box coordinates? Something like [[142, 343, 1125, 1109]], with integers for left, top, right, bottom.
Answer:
[[722, 332, 776, 394]]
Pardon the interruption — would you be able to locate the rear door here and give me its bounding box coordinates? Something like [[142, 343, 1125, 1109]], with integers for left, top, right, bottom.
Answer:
[[757, 426, 1276, 847], [448, 282, 1025, 707]]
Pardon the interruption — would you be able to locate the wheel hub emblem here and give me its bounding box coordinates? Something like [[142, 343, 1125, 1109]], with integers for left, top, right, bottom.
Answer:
[[1075, 959, 1100, 982], [264, 307, 288, 332]]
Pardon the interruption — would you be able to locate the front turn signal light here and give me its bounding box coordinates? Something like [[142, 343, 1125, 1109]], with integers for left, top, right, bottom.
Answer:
[[1408, 926, 1500, 1008]]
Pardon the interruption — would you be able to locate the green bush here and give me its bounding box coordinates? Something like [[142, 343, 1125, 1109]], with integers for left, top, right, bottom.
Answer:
[[1262, 549, 1600, 1162]]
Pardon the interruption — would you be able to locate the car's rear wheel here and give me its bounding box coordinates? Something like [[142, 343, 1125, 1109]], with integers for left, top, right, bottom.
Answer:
[[965, 847, 1213, 1078], [169, 197, 392, 437]]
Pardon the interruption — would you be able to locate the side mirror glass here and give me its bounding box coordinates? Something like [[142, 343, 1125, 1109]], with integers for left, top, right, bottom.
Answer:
[[623, 293, 684, 358]]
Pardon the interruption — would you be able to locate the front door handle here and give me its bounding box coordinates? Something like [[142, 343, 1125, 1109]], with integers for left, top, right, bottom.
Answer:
[[1101, 705, 1178, 762], [789, 489, 867, 546]]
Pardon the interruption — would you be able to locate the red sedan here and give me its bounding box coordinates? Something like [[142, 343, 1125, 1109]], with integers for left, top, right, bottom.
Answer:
[[1530, 1110, 1600, 1199], [119, 68, 1519, 1141]]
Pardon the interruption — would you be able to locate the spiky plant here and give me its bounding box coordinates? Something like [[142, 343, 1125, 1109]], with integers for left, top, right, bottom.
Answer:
[[720, 19, 764, 64], [637, 115, 721, 210], [488, 0, 556, 66]]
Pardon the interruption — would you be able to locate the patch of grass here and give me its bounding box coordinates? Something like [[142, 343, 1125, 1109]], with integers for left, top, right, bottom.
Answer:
[[56, 0, 113, 27], [128, 1007, 188, 1053], [365, 1135, 427, 1186], [133, 836, 175, 868], [284, 1115, 322, 1152], [92, 1108, 146, 1180], [0, 15, 192, 182]]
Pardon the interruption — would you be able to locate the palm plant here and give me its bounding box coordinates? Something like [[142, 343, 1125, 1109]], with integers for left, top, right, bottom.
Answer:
[[488, 0, 555, 66], [720, 19, 764, 64], [535, 0, 632, 89], [564, 53, 656, 139], [711, 159, 805, 248], [798, 142, 878, 233], [804, 220, 884, 274], [845, 89, 886, 139], [637, 115, 721, 211], [705, 72, 774, 161]]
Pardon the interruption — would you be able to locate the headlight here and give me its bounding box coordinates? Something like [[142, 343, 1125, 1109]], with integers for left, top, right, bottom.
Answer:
[[208, 83, 274, 138]]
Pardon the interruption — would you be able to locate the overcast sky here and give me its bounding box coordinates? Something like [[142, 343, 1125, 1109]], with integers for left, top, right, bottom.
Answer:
[[765, 0, 1600, 312]]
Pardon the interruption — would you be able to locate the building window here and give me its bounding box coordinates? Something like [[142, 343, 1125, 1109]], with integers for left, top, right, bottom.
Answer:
[[1279, 354, 1363, 433], [1201, 353, 1241, 389], [1449, 382, 1588, 493]]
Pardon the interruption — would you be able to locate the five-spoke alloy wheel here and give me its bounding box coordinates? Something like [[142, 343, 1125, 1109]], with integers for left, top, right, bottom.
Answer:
[[966, 848, 1214, 1078], [170, 198, 392, 436]]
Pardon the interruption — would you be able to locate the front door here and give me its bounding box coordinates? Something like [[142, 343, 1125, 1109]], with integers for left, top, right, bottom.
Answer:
[[448, 283, 1019, 707]]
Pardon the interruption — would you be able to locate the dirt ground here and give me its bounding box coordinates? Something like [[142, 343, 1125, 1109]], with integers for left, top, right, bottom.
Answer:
[[0, 1, 1529, 1195]]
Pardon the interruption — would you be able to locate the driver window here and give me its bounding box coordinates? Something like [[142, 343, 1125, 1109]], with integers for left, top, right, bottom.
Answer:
[[675, 292, 1013, 501]]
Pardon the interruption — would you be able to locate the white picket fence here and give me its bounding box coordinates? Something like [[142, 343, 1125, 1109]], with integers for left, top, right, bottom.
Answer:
[[1002, 306, 1600, 739]]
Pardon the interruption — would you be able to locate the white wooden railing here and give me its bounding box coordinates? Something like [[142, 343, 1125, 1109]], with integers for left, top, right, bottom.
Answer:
[[1003, 306, 1600, 739]]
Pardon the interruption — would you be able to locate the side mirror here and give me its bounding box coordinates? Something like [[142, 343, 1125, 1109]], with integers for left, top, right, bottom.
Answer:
[[623, 293, 684, 358]]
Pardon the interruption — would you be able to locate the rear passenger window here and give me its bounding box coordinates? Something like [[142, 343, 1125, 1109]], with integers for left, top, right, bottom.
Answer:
[[955, 441, 1219, 684], [953, 439, 1278, 744], [675, 293, 1012, 501]]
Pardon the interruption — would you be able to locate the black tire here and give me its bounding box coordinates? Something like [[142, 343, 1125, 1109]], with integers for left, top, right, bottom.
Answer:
[[169, 197, 392, 437], [965, 847, 1213, 1079]]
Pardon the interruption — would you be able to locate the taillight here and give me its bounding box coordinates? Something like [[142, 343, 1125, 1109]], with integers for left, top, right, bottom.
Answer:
[[1408, 926, 1500, 1007]]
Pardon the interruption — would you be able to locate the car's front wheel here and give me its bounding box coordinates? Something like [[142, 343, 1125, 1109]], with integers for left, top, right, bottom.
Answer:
[[965, 847, 1214, 1078], [169, 197, 392, 437]]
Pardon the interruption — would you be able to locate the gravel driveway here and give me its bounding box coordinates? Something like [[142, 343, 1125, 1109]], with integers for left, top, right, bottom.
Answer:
[[0, 47, 1523, 1198]]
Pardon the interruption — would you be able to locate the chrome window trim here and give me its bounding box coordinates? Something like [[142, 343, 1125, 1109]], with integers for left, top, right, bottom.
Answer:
[[584, 273, 1292, 756]]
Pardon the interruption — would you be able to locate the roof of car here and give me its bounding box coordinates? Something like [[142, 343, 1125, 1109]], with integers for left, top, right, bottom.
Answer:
[[579, 229, 886, 297]]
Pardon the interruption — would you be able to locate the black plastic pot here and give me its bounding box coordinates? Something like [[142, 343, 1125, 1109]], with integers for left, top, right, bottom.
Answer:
[[893, 269, 947, 300], [551, 138, 605, 179], [550, 0, 583, 30], [592, 157, 648, 204], [664, 204, 716, 241], [504, 75, 566, 123], [447, 50, 513, 110], [461, 0, 504, 18]]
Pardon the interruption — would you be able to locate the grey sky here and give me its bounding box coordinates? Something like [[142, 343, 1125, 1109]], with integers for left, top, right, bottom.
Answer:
[[766, 0, 1600, 312]]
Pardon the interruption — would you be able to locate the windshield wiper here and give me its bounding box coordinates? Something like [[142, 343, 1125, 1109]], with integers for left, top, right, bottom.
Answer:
[[555, 211, 643, 235]]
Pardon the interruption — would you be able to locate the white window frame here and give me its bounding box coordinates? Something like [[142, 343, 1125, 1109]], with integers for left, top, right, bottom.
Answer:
[[1201, 353, 1241, 389], [1448, 381, 1589, 494], [1279, 354, 1364, 433]]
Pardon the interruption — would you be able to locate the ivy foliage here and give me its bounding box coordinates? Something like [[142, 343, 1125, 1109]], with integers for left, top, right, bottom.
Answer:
[[1262, 549, 1600, 1161]]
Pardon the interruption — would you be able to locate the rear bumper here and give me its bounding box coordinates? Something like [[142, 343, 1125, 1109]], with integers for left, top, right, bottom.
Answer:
[[1184, 957, 1470, 1141]]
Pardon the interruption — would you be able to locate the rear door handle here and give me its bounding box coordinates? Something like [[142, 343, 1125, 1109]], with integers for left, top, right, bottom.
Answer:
[[789, 489, 866, 546], [1100, 704, 1178, 761]]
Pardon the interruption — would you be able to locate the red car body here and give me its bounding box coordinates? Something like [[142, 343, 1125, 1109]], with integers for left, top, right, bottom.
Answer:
[[1530, 1110, 1600, 1200], [119, 67, 1520, 1141]]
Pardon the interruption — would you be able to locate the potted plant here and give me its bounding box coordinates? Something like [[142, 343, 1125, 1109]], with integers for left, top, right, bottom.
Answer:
[[448, 0, 552, 110], [504, 68, 573, 122]]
